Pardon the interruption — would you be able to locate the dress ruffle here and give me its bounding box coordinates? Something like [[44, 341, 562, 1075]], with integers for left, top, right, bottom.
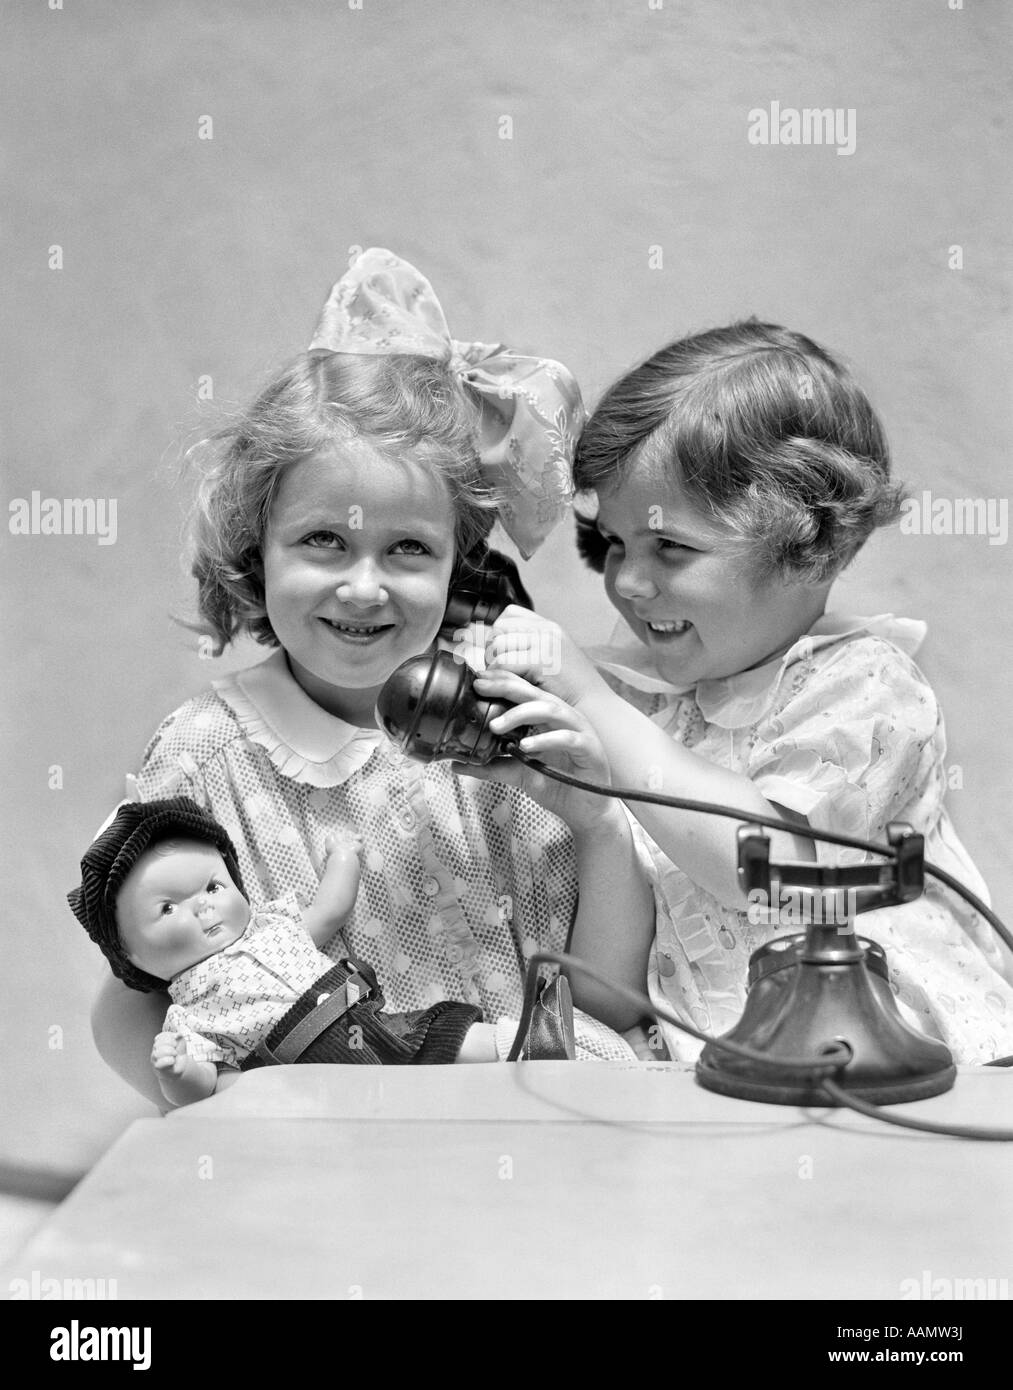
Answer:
[[214, 650, 385, 789], [752, 747, 875, 852], [589, 612, 927, 728]]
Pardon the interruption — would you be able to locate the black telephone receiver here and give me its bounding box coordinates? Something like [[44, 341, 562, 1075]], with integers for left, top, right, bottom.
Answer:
[[438, 546, 532, 636], [375, 546, 532, 765]]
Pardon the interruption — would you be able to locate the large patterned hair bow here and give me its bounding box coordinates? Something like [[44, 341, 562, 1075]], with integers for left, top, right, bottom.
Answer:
[[308, 247, 584, 557]]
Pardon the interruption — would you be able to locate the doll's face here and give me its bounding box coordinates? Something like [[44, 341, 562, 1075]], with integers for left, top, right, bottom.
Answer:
[[116, 841, 250, 982]]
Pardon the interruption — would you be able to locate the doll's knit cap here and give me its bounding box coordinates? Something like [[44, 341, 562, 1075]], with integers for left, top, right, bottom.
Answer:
[[67, 797, 247, 993]]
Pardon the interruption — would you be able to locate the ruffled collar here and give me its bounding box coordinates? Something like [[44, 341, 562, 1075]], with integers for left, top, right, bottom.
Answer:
[[586, 612, 926, 730], [214, 649, 386, 788]]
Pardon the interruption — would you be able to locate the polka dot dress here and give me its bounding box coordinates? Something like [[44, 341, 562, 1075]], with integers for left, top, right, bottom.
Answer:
[[133, 651, 580, 1025]]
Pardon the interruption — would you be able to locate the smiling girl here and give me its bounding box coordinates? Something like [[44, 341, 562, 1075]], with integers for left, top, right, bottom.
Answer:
[[90, 250, 649, 1102], [478, 321, 1013, 1062]]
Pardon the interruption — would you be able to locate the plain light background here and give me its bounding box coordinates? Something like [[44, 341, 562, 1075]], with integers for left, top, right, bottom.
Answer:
[[2, 0, 1010, 1183]]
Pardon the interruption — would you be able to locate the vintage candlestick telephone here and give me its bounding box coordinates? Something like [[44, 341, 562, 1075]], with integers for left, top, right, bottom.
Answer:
[[376, 567, 1013, 1114]]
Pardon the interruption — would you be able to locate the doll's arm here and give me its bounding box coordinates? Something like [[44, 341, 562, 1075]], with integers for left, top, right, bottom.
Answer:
[[302, 834, 363, 949], [151, 1032, 218, 1108]]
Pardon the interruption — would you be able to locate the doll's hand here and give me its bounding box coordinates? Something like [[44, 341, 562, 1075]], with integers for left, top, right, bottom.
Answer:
[[322, 830, 363, 867], [151, 1034, 218, 1107], [320, 832, 362, 894], [151, 1032, 189, 1077], [311, 831, 363, 890], [457, 669, 617, 833], [483, 606, 608, 710], [305, 832, 363, 946]]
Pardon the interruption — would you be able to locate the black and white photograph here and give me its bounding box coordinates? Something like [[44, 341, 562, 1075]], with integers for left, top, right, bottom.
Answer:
[[2, 0, 1011, 1340]]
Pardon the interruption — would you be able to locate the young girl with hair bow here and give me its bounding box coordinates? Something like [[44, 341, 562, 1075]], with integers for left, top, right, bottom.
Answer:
[[90, 249, 651, 1104]]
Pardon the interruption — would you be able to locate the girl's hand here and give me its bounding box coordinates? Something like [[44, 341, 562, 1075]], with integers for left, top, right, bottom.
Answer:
[[483, 606, 609, 710], [151, 1032, 188, 1076], [459, 669, 616, 833]]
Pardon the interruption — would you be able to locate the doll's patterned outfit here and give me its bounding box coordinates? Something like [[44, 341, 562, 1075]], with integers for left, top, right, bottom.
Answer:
[[586, 613, 1013, 1065], [164, 897, 336, 1065], [164, 901, 480, 1069], [131, 650, 636, 1063]]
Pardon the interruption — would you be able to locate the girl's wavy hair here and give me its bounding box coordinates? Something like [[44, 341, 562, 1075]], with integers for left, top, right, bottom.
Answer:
[[187, 352, 499, 650], [574, 320, 904, 583]]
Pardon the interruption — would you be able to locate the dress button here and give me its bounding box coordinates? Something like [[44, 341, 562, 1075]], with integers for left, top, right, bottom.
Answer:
[[399, 808, 417, 831], [446, 945, 463, 964], [422, 877, 439, 897]]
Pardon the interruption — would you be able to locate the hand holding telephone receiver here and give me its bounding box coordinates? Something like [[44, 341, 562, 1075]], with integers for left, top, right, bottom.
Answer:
[[376, 547, 532, 765]]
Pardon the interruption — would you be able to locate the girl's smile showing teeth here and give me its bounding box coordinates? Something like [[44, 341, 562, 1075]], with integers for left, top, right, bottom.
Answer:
[[598, 461, 837, 687], [321, 617, 394, 642], [263, 445, 457, 723]]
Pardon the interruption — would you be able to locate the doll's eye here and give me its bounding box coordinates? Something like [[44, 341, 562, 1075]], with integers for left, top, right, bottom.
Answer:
[[159, 903, 174, 916], [207, 880, 224, 893]]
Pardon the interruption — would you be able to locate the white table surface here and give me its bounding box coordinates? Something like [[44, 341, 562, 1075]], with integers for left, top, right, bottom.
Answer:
[[3, 1063, 1011, 1300]]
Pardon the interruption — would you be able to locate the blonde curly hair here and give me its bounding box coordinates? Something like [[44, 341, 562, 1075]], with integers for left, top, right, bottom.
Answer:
[[186, 352, 499, 651]]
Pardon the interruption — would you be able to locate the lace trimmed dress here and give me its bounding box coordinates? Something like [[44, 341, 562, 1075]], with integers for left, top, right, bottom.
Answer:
[[586, 613, 1013, 1065], [130, 648, 635, 1059]]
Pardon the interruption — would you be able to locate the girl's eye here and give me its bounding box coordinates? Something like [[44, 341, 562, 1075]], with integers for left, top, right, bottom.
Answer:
[[303, 531, 344, 549], [657, 538, 695, 554], [392, 539, 430, 557], [207, 880, 223, 894]]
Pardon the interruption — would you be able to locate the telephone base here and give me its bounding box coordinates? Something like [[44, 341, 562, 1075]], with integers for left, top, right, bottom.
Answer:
[[695, 1058, 957, 1108], [694, 928, 958, 1107]]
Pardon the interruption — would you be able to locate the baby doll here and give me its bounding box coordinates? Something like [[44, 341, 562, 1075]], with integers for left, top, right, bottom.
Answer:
[[68, 797, 506, 1106]]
